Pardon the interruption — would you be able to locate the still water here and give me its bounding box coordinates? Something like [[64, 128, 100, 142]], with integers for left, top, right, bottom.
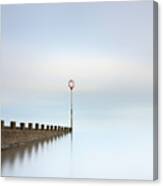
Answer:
[[1, 118, 153, 180]]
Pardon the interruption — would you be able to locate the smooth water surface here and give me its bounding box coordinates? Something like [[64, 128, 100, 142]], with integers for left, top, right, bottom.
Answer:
[[1, 117, 153, 180]]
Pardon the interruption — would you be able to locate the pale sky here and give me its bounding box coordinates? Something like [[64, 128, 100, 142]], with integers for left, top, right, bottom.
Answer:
[[0, 1, 153, 126]]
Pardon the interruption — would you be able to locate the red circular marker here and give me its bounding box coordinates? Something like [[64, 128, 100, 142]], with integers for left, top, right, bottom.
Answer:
[[68, 80, 75, 90]]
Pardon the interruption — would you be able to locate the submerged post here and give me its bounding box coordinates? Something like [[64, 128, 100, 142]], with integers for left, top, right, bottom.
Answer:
[[68, 79, 75, 132]]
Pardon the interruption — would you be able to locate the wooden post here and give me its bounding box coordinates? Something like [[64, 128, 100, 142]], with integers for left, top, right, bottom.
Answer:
[[35, 123, 39, 130], [10, 121, 16, 129], [28, 123, 33, 130], [1, 120, 4, 129], [50, 125, 53, 130], [54, 126, 57, 131], [46, 125, 49, 130], [41, 124, 44, 130], [20, 122, 25, 130]]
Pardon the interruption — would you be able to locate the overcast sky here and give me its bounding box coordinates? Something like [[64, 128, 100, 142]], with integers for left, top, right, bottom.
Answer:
[[0, 1, 153, 125]]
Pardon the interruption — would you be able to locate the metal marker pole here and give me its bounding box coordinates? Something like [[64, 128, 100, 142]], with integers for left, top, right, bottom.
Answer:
[[70, 88, 73, 131], [68, 79, 75, 132]]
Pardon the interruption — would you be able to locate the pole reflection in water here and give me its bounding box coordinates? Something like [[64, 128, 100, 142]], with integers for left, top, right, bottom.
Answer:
[[70, 132, 73, 153]]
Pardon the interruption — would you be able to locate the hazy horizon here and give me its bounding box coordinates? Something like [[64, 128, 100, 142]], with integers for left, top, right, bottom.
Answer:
[[0, 1, 153, 127]]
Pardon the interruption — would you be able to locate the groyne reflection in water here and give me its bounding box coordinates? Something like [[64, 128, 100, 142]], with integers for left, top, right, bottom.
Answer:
[[1, 123, 153, 180], [1, 132, 71, 175]]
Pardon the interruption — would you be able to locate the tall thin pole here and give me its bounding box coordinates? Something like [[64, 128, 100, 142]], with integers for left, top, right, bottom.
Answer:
[[68, 79, 75, 132], [70, 89, 73, 131]]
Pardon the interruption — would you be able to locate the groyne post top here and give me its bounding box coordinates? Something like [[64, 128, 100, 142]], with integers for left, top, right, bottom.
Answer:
[[50, 125, 53, 130], [35, 123, 39, 130], [20, 122, 25, 130], [41, 124, 44, 130], [1, 120, 4, 128], [28, 123, 33, 129], [46, 125, 49, 130], [10, 121, 16, 129], [54, 126, 57, 130]]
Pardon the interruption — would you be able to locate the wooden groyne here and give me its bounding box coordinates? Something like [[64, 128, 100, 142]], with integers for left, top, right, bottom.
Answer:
[[1, 120, 72, 150]]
